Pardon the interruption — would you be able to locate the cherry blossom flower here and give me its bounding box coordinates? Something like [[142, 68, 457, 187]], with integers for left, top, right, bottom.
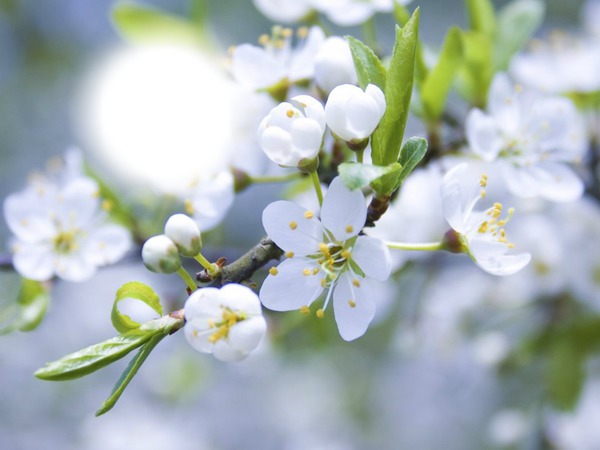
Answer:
[[253, 0, 314, 23], [325, 84, 386, 143], [182, 171, 235, 231], [257, 94, 326, 167], [314, 37, 358, 93], [231, 26, 325, 92], [441, 163, 531, 276], [184, 284, 267, 362], [260, 177, 391, 341], [465, 73, 587, 202], [4, 176, 131, 282], [313, 0, 412, 26]]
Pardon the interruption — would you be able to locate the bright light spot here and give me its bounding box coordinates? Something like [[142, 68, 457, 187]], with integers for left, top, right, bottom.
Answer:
[[76, 44, 235, 194]]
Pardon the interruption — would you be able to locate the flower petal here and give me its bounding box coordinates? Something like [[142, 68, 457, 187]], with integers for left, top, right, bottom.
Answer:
[[465, 109, 503, 161], [213, 340, 246, 362], [469, 238, 531, 276], [83, 224, 131, 266], [12, 241, 56, 281], [351, 235, 391, 281], [320, 177, 366, 242], [262, 200, 324, 255], [228, 316, 267, 353], [259, 257, 324, 311], [231, 44, 285, 89], [219, 283, 263, 316], [333, 272, 375, 341]]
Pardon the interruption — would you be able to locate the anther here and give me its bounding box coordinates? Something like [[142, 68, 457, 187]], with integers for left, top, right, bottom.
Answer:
[[285, 251, 294, 258], [300, 305, 310, 315], [289, 221, 298, 230], [348, 300, 356, 308], [304, 211, 314, 219], [269, 267, 279, 276], [316, 309, 325, 319]]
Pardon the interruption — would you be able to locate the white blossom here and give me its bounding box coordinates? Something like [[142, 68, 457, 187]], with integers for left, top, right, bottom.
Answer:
[[465, 73, 587, 202], [253, 0, 314, 23], [184, 284, 267, 362], [312, 0, 411, 26], [260, 177, 391, 341], [183, 171, 235, 232], [441, 163, 531, 276], [231, 26, 325, 91], [314, 36, 358, 93], [325, 83, 385, 143], [257, 94, 326, 167], [141, 235, 181, 274], [4, 175, 131, 282], [164, 214, 202, 257]]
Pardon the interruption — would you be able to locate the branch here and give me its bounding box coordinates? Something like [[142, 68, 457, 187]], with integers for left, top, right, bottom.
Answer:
[[204, 237, 283, 288]]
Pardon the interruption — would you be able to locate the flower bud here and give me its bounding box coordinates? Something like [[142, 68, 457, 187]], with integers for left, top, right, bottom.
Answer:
[[141, 235, 181, 273], [324, 83, 386, 143], [257, 94, 326, 168], [314, 37, 358, 93], [164, 214, 202, 257]]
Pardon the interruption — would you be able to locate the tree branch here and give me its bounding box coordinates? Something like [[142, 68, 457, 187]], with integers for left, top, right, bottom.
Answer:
[[204, 237, 283, 288]]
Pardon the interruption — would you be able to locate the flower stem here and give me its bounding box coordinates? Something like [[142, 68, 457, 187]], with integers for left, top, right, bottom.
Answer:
[[386, 241, 444, 252], [177, 267, 197, 292], [356, 149, 365, 163], [249, 172, 302, 184], [194, 253, 220, 276], [310, 171, 323, 206]]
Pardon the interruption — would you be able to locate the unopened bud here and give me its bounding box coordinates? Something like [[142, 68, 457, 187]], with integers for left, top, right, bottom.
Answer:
[[142, 235, 181, 273], [164, 214, 202, 257]]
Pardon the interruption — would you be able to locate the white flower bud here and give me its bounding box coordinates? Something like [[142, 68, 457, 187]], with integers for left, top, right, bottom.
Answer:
[[314, 37, 358, 93], [164, 213, 202, 257], [324, 83, 386, 143], [184, 284, 267, 362], [141, 235, 181, 274], [257, 95, 326, 168]]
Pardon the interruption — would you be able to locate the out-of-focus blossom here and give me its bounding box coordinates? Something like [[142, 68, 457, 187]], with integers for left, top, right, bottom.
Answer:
[[253, 0, 314, 23], [231, 26, 325, 91], [4, 175, 131, 282], [184, 284, 267, 362], [312, 0, 411, 26], [325, 83, 385, 143], [182, 171, 235, 231], [465, 73, 587, 202], [314, 37, 358, 93], [141, 235, 181, 274], [257, 94, 326, 167], [260, 177, 391, 341], [441, 163, 531, 276], [488, 409, 529, 447]]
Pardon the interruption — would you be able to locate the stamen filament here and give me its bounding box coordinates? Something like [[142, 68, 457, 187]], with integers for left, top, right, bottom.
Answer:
[[385, 241, 445, 251]]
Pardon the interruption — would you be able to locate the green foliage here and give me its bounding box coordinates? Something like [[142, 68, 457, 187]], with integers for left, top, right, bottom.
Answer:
[[112, 282, 163, 333], [547, 339, 585, 411], [466, 0, 496, 37], [347, 36, 387, 91], [35, 314, 182, 381], [371, 9, 420, 166], [338, 162, 400, 190], [112, 2, 210, 46], [419, 27, 464, 121], [456, 30, 494, 107], [396, 137, 428, 187], [494, 0, 545, 71], [96, 333, 165, 416], [0, 278, 50, 335]]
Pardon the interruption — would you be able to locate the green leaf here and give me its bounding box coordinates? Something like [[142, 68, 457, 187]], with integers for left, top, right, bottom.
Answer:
[[466, 0, 496, 37], [456, 30, 494, 107], [96, 333, 165, 416], [547, 339, 585, 411], [371, 8, 420, 166], [397, 137, 428, 186], [369, 163, 403, 197], [0, 278, 50, 335], [338, 162, 400, 190], [420, 27, 463, 121], [35, 315, 181, 381], [494, 0, 545, 71], [112, 2, 208, 46], [112, 282, 163, 334], [347, 36, 387, 91]]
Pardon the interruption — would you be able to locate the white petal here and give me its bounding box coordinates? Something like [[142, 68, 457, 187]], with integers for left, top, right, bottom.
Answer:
[[260, 126, 294, 166], [288, 26, 325, 82], [228, 317, 267, 353], [320, 177, 366, 241], [83, 224, 131, 266], [213, 340, 246, 362], [55, 177, 99, 227], [231, 44, 285, 89], [253, 0, 313, 23], [54, 253, 97, 282], [351, 236, 391, 281], [333, 272, 375, 341], [290, 95, 326, 133], [184, 287, 221, 320], [441, 163, 468, 233], [469, 238, 531, 276], [365, 84, 386, 116], [219, 283, 263, 316], [12, 241, 56, 281], [465, 109, 503, 161], [262, 201, 324, 255], [290, 117, 324, 159], [344, 92, 383, 139], [259, 257, 324, 311], [3, 191, 56, 243], [184, 319, 214, 354], [189, 171, 235, 231], [502, 162, 584, 202]]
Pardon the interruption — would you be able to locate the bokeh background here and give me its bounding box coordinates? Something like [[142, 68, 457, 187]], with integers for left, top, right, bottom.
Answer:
[[0, 1, 593, 449]]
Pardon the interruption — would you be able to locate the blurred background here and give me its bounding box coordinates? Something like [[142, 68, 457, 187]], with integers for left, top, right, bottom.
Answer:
[[0, 1, 595, 449]]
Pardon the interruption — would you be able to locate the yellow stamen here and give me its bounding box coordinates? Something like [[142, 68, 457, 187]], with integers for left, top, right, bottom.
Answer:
[[341, 250, 351, 260], [312, 267, 320, 275], [345, 225, 354, 233], [348, 300, 356, 308], [184, 199, 195, 215], [289, 221, 298, 230], [316, 309, 325, 319], [304, 210, 314, 219], [300, 305, 310, 315], [303, 268, 311, 276], [269, 267, 279, 276], [352, 279, 361, 288], [285, 251, 294, 258], [286, 109, 295, 118]]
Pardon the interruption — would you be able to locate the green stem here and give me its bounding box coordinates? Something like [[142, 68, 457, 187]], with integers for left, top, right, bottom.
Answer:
[[310, 171, 323, 206], [356, 149, 365, 163], [386, 241, 444, 251], [177, 267, 197, 292], [249, 172, 302, 184], [194, 253, 220, 276]]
